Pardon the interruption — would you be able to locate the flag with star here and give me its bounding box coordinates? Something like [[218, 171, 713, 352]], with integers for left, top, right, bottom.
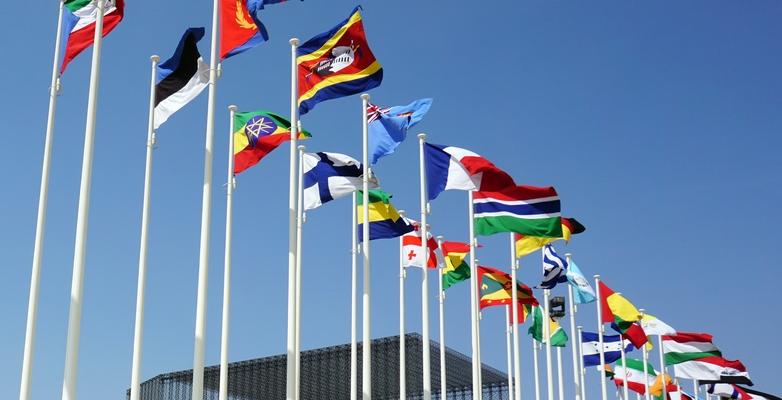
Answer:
[[233, 110, 311, 174]]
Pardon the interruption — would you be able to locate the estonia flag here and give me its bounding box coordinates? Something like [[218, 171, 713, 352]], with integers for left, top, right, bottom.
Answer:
[[154, 28, 209, 130]]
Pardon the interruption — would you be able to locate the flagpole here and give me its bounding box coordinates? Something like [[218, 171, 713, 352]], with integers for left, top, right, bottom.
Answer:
[[693, 379, 699, 400], [398, 211, 407, 400], [577, 326, 587, 400], [510, 234, 522, 400], [543, 288, 554, 400], [60, 0, 108, 398], [361, 93, 372, 400], [417, 133, 432, 400], [217, 105, 237, 400], [657, 335, 667, 399], [556, 346, 565, 400], [565, 254, 581, 400], [286, 37, 301, 400], [467, 190, 481, 400], [638, 309, 651, 400], [20, 3, 65, 399], [594, 275, 608, 400], [505, 305, 514, 400], [294, 144, 305, 400], [618, 325, 630, 400], [350, 194, 358, 400], [129, 54, 160, 400], [533, 339, 542, 400], [436, 236, 447, 400]]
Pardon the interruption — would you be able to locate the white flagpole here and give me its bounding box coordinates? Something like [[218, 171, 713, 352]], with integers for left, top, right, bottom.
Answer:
[[436, 236, 447, 400], [20, 3, 65, 399], [510, 235, 522, 400], [594, 275, 608, 400], [294, 144, 305, 400], [556, 346, 565, 400], [693, 380, 699, 400], [129, 55, 160, 400], [218, 105, 237, 400], [638, 309, 651, 400], [286, 37, 301, 400], [351, 194, 358, 400], [577, 326, 587, 400], [467, 190, 481, 400], [417, 134, 432, 400], [505, 305, 514, 400], [533, 339, 542, 400], [565, 254, 581, 400], [60, 1, 108, 398], [618, 326, 630, 400], [361, 93, 372, 400], [398, 211, 407, 400], [657, 335, 667, 399], [543, 288, 554, 400]]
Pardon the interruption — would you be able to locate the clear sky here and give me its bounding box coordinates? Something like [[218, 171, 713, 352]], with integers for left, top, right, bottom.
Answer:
[[1, 1, 781, 399]]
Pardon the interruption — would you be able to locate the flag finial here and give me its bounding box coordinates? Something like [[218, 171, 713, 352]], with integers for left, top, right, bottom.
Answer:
[[289, 38, 299, 46]]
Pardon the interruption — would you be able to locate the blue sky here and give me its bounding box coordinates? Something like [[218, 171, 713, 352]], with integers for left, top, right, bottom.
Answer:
[[1, 1, 781, 399]]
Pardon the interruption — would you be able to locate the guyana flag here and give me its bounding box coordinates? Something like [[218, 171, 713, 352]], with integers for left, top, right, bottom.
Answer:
[[478, 266, 538, 309], [515, 217, 585, 258], [599, 280, 648, 348], [441, 241, 471, 290], [527, 305, 568, 347], [233, 110, 311, 174]]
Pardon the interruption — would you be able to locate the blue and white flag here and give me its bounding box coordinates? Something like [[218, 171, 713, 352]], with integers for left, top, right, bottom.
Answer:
[[581, 331, 634, 367], [566, 260, 596, 304], [154, 28, 209, 130], [367, 98, 433, 165], [538, 244, 568, 289], [302, 152, 378, 210]]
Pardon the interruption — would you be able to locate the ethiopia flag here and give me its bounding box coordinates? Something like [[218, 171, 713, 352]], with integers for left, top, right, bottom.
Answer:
[[356, 190, 413, 242], [233, 110, 311, 174], [477, 266, 538, 309], [527, 305, 568, 347], [474, 185, 562, 237], [61, 0, 125, 73], [297, 6, 383, 115], [441, 241, 471, 290], [515, 217, 585, 258]]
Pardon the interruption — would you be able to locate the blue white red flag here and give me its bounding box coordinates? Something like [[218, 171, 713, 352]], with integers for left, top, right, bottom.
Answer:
[[302, 152, 377, 210], [538, 244, 568, 289], [581, 331, 634, 366], [423, 143, 515, 201]]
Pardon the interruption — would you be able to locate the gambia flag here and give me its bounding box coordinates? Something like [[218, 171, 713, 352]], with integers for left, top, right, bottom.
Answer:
[[613, 358, 657, 395], [527, 305, 568, 347], [474, 185, 562, 237], [515, 217, 585, 258], [356, 190, 413, 242], [61, 0, 125, 73], [441, 241, 471, 290], [233, 111, 311, 174]]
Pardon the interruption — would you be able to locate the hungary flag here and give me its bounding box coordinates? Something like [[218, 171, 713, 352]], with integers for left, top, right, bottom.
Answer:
[[61, 0, 125, 73], [662, 332, 752, 385], [614, 358, 657, 395]]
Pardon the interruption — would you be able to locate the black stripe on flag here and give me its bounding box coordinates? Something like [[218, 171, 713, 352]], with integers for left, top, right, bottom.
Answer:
[[155, 29, 204, 107]]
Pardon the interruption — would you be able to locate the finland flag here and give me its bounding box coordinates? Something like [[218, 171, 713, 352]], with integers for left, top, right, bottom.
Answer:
[[302, 152, 378, 211]]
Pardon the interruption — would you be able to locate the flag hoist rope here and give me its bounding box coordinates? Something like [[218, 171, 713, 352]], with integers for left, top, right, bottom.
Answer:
[[286, 38, 301, 400], [399, 213, 407, 400], [361, 93, 372, 400], [577, 325, 587, 400], [129, 54, 160, 400], [218, 105, 237, 400], [294, 143, 305, 400], [417, 133, 432, 400], [594, 275, 608, 400], [510, 234, 521, 400], [436, 236, 447, 400], [565, 253, 582, 400], [20, 2, 65, 399], [60, 1, 107, 398], [351, 193, 358, 400]]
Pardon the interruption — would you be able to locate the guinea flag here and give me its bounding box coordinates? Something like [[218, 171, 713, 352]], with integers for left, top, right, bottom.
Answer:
[[599, 280, 648, 348], [61, 0, 125, 73], [233, 111, 311, 174]]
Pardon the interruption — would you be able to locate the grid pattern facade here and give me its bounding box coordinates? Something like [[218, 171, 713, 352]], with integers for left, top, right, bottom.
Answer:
[[129, 334, 509, 400]]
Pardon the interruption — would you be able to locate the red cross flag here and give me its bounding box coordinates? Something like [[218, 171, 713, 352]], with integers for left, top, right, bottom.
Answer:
[[401, 219, 439, 269]]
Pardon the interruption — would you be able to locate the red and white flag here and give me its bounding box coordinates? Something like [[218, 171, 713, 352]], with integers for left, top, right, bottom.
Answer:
[[401, 219, 439, 269]]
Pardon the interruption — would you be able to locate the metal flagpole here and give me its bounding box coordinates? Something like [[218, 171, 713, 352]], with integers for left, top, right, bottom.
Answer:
[[505, 305, 514, 400], [510, 235, 522, 400], [565, 254, 581, 400], [417, 133, 432, 400], [638, 310, 651, 400], [578, 326, 587, 400], [657, 335, 667, 400], [361, 93, 372, 400], [60, 0, 108, 398], [436, 236, 447, 400], [294, 144, 305, 400], [556, 347, 565, 400], [218, 105, 238, 400], [286, 37, 301, 400], [20, 3, 65, 399], [129, 54, 159, 400], [619, 326, 630, 400], [543, 288, 554, 400], [533, 339, 541, 400], [350, 195, 358, 400], [594, 275, 608, 400], [467, 190, 481, 400], [693, 379, 699, 400], [399, 211, 407, 400]]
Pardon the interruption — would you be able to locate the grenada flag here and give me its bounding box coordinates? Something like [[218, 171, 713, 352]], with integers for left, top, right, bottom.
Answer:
[[61, 0, 125, 73]]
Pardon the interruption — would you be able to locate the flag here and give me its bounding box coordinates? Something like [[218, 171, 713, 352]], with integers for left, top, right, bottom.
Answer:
[[662, 333, 722, 365], [707, 383, 754, 399], [401, 219, 438, 269], [527, 305, 568, 346], [153, 28, 209, 130], [367, 98, 432, 165], [61, 0, 125, 72], [515, 217, 586, 257], [477, 266, 538, 309], [565, 259, 596, 304], [665, 387, 695, 400], [580, 331, 634, 366], [474, 185, 562, 237], [255, 0, 302, 9], [423, 143, 515, 201], [538, 244, 568, 289], [233, 111, 311, 174], [639, 313, 676, 336], [733, 386, 782, 400], [599, 280, 648, 347], [357, 190, 414, 242], [220, 0, 269, 59], [301, 152, 376, 210], [507, 303, 533, 325], [662, 333, 751, 385], [297, 6, 382, 115], [650, 373, 673, 398], [613, 358, 657, 395], [441, 241, 471, 290]]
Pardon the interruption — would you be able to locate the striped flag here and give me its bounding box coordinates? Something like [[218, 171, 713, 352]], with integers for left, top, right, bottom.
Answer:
[[662, 332, 752, 385], [473, 185, 562, 237], [154, 28, 209, 129], [613, 358, 657, 395], [61, 0, 125, 73], [538, 244, 568, 289], [441, 241, 471, 289], [580, 331, 634, 366], [528, 305, 568, 346], [423, 142, 515, 201], [356, 190, 414, 242]]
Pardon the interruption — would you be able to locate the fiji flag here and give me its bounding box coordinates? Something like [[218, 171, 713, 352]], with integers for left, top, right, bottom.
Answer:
[[302, 152, 377, 210], [297, 6, 383, 115], [367, 99, 433, 165], [154, 28, 209, 130]]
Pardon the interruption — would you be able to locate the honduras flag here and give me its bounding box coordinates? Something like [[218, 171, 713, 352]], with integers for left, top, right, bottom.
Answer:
[[581, 331, 634, 367], [367, 98, 432, 165], [538, 245, 568, 289], [566, 260, 596, 304], [154, 28, 209, 129], [302, 152, 378, 210]]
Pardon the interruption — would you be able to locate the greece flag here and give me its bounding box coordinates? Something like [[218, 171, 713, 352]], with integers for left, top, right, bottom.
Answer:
[[302, 152, 378, 211], [154, 28, 209, 129]]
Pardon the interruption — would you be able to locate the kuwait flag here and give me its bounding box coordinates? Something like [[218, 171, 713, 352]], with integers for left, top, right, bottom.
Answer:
[[61, 0, 125, 73], [614, 358, 657, 395], [662, 332, 752, 385], [424, 143, 515, 201], [473, 185, 562, 237]]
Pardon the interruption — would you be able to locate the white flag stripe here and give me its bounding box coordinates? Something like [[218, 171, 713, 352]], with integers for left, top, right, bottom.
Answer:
[[154, 59, 209, 129], [663, 340, 720, 355], [72, 1, 118, 32], [474, 211, 561, 219], [472, 196, 560, 205], [673, 360, 747, 381]]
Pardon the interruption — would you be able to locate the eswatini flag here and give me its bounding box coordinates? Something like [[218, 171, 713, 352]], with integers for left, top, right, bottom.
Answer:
[[61, 0, 125, 73]]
